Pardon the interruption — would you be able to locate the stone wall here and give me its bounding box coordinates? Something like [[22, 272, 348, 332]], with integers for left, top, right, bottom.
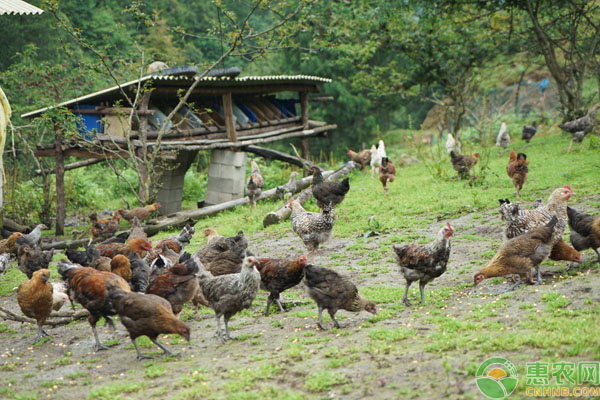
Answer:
[[156, 149, 198, 215], [204, 149, 247, 205]]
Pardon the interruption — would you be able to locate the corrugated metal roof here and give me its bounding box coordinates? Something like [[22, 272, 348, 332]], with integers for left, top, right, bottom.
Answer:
[[21, 74, 332, 118], [0, 0, 43, 15]]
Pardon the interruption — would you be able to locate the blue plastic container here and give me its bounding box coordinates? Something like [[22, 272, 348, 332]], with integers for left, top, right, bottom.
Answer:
[[72, 105, 102, 141]]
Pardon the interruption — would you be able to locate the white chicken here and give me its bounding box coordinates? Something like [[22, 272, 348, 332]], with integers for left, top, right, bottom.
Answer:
[[496, 122, 510, 154], [370, 140, 386, 178], [445, 133, 460, 154]]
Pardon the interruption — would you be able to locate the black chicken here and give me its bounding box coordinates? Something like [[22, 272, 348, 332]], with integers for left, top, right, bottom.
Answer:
[[310, 166, 350, 209], [129, 252, 152, 292], [194, 230, 248, 276], [17, 246, 54, 278], [521, 121, 537, 143], [567, 206, 600, 262]]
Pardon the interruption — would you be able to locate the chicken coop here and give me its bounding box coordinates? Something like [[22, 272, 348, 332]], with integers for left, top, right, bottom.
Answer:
[[22, 67, 335, 233]]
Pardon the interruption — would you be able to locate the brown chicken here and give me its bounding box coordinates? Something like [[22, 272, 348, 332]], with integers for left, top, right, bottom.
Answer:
[[96, 238, 152, 259], [17, 245, 54, 278], [393, 223, 453, 306], [549, 239, 582, 263], [194, 230, 248, 276], [311, 166, 350, 209], [118, 203, 161, 224], [506, 150, 528, 197], [379, 157, 396, 194], [256, 255, 308, 316], [567, 206, 600, 262], [347, 149, 372, 170], [17, 269, 54, 342], [287, 199, 335, 262], [450, 151, 479, 179], [198, 256, 260, 342], [109, 289, 190, 359], [246, 159, 264, 209], [58, 262, 131, 350], [0, 232, 22, 254], [111, 255, 132, 283], [144, 224, 194, 265], [474, 216, 558, 288], [90, 211, 121, 244], [304, 264, 376, 330], [146, 262, 199, 316], [204, 228, 222, 245]]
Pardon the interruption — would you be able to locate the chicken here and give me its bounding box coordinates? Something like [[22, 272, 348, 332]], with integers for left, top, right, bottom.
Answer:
[[567, 206, 600, 262], [149, 244, 182, 282], [146, 262, 199, 316], [126, 216, 147, 242], [246, 159, 264, 209], [450, 151, 479, 179], [0, 254, 10, 279], [369, 140, 387, 178], [144, 224, 194, 265], [194, 230, 248, 276], [108, 289, 190, 359], [393, 223, 453, 306], [0, 232, 22, 254], [255, 255, 308, 316], [310, 166, 350, 209], [559, 103, 600, 152], [496, 122, 510, 153], [303, 264, 376, 330], [16, 224, 47, 248], [506, 150, 528, 197], [521, 121, 537, 143], [17, 245, 54, 278], [499, 186, 574, 247], [287, 199, 335, 261], [203, 228, 222, 246], [89, 211, 121, 244], [129, 253, 152, 292], [445, 133, 460, 154], [110, 254, 132, 283], [98, 232, 129, 245], [379, 157, 396, 194], [66, 244, 99, 266], [58, 262, 131, 350], [276, 171, 300, 201], [118, 203, 161, 224], [96, 238, 152, 259], [198, 256, 260, 342], [474, 216, 558, 287], [347, 149, 371, 170], [51, 282, 69, 312], [17, 269, 54, 342], [549, 238, 582, 263]]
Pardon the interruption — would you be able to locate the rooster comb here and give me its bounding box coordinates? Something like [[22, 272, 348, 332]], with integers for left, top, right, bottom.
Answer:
[[563, 185, 573, 192], [446, 222, 453, 231]]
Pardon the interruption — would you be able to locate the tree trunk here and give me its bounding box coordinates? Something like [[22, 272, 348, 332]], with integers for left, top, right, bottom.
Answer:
[[55, 132, 65, 236], [40, 173, 52, 226]]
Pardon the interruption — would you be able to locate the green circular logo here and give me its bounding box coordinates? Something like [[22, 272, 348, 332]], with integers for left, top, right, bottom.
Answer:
[[476, 357, 518, 399]]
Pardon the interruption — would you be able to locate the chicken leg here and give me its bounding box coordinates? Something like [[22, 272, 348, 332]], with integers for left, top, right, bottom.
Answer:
[[316, 307, 326, 330], [132, 338, 152, 360], [328, 309, 343, 329], [419, 281, 426, 304], [150, 338, 175, 357], [402, 281, 413, 307], [223, 316, 232, 340], [92, 326, 108, 351], [215, 315, 226, 343]]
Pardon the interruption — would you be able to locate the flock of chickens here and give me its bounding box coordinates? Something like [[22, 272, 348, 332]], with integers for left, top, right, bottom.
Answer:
[[1, 112, 600, 362]]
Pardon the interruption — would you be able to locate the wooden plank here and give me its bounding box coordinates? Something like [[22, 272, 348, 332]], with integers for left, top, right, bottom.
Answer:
[[300, 92, 310, 160], [222, 92, 237, 142], [242, 145, 318, 169], [35, 158, 106, 176], [55, 131, 65, 236]]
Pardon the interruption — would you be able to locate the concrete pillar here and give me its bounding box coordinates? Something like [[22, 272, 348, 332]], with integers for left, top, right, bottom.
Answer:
[[204, 149, 247, 205], [156, 149, 198, 215]]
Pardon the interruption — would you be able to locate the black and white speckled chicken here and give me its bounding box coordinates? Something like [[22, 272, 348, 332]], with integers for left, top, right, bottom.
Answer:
[[559, 103, 600, 152], [246, 159, 264, 209], [286, 199, 335, 262], [310, 166, 349, 209], [276, 171, 300, 202], [393, 223, 453, 306]]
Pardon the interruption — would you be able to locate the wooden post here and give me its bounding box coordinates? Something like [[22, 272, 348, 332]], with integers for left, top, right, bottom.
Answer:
[[222, 92, 237, 142], [300, 92, 310, 160], [55, 130, 65, 236], [137, 93, 151, 203]]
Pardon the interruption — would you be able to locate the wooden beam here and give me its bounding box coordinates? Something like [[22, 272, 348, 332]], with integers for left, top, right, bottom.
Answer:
[[242, 145, 317, 168], [71, 108, 155, 116], [222, 92, 237, 142], [34, 147, 131, 159], [35, 158, 107, 176], [55, 131, 65, 236], [300, 91, 310, 161], [153, 84, 320, 97]]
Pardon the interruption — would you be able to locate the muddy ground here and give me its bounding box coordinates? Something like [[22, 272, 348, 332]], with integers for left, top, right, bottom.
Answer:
[[1, 199, 599, 399]]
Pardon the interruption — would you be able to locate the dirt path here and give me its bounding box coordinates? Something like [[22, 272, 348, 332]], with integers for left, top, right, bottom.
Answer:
[[1, 200, 599, 399]]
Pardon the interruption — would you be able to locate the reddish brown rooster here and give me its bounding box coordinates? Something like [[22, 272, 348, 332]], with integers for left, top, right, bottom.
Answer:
[[393, 223, 453, 306], [58, 262, 131, 350], [90, 211, 121, 244], [506, 150, 528, 197], [109, 289, 190, 359], [379, 157, 396, 194], [97, 238, 152, 259], [146, 261, 199, 316], [246, 159, 264, 209], [17, 269, 54, 342], [255, 254, 308, 316]]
